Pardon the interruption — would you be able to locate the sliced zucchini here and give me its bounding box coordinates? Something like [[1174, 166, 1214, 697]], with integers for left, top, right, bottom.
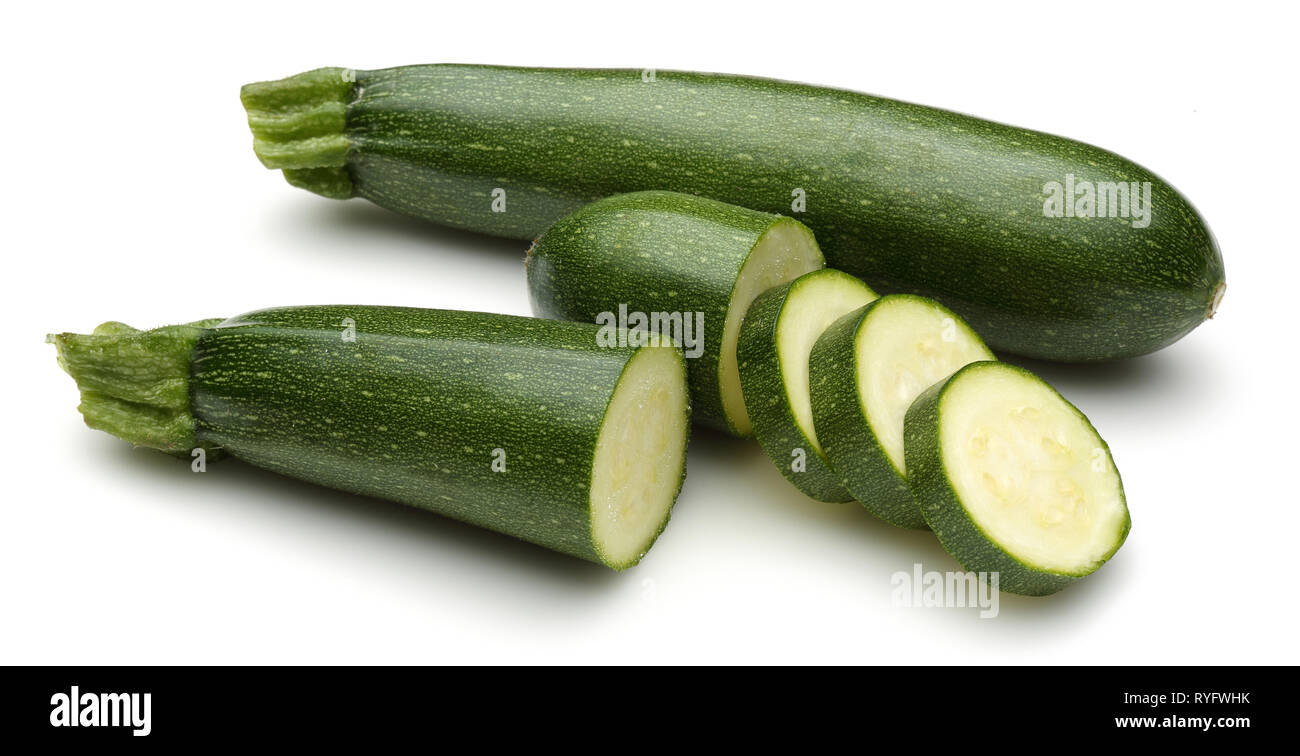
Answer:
[[904, 362, 1131, 595], [527, 190, 824, 436], [737, 269, 878, 501], [810, 295, 994, 528]]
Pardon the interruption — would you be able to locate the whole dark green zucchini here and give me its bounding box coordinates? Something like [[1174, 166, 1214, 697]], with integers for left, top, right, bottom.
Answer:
[[49, 306, 690, 569], [241, 65, 1225, 361]]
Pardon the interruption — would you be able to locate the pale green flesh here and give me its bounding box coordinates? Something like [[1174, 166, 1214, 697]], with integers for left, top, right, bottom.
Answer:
[[590, 345, 689, 567], [721, 221, 824, 435], [858, 297, 994, 475], [779, 271, 878, 454], [940, 367, 1127, 573]]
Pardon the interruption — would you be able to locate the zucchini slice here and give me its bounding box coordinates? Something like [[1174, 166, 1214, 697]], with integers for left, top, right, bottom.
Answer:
[[810, 295, 993, 528], [527, 191, 824, 436], [737, 269, 878, 501], [904, 362, 1130, 595]]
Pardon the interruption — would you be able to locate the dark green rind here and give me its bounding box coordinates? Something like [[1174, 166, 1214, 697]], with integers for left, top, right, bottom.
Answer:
[[242, 64, 1225, 361], [737, 277, 852, 503], [189, 306, 687, 569], [903, 362, 1131, 596], [808, 301, 924, 529], [527, 190, 821, 436], [49, 319, 226, 457]]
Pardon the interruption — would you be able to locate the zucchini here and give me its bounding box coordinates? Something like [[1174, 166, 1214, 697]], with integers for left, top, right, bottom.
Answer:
[[50, 306, 690, 570], [241, 64, 1225, 362], [526, 190, 824, 436], [737, 269, 877, 502], [809, 295, 994, 529], [903, 361, 1130, 595]]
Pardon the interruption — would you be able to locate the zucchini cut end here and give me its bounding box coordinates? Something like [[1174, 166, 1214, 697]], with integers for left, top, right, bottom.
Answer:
[[720, 219, 825, 436], [589, 345, 690, 570]]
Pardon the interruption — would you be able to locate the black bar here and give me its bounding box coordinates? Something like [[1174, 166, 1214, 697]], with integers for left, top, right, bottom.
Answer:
[[1, 665, 1286, 743]]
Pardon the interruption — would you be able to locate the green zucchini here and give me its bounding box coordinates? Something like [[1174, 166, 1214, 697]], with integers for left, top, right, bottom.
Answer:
[[526, 190, 824, 436], [737, 269, 877, 502], [903, 361, 1130, 595], [241, 64, 1225, 362], [50, 306, 690, 570], [809, 294, 993, 529]]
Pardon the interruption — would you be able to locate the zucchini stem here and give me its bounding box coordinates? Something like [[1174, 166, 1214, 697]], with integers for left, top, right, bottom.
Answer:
[[240, 67, 357, 198], [48, 320, 224, 457]]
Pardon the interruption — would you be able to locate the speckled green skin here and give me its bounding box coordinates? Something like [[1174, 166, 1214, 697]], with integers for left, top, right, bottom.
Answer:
[[903, 362, 1130, 596], [526, 190, 819, 435], [185, 306, 686, 569], [737, 273, 869, 503], [241, 65, 1225, 362]]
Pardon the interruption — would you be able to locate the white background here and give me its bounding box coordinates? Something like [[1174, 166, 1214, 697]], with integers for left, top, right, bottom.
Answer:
[[2, 1, 1295, 664]]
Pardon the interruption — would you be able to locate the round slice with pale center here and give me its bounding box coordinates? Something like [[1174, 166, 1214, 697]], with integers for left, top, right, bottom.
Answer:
[[737, 269, 878, 502], [903, 361, 1130, 595], [810, 295, 993, 528]]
